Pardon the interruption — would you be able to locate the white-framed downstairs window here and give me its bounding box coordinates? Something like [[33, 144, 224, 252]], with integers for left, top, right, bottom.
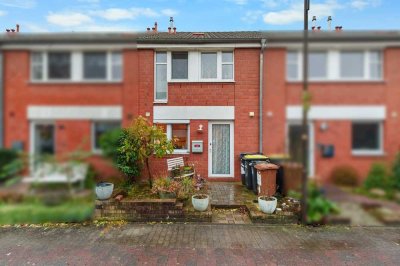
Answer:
[[157, 123, 190, 154], [351, 121, 383, 156], [92, 121, 121, 153], [155, 52, 168, 102]]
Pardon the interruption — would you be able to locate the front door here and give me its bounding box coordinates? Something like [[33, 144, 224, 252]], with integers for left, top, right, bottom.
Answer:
[[31, 122, 56, 157], [208, 121, 234, 177]]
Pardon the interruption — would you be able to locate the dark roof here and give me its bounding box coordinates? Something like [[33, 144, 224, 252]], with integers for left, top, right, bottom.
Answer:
[[262, 30, 400, 43], [0, 32, 140, 44], [137, 31, 262, 43]]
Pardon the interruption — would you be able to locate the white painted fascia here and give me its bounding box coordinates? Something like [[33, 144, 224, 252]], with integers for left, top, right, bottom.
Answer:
[[137, 43, 261, 49], [154, 106, 235, 120], [1, 44, 137, 51], [286, 105, 386, 120], [28, 106, 122, 120], [267, 42, 400, 49]]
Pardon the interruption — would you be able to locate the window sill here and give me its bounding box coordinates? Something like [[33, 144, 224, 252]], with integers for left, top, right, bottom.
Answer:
[[168, 80, 235, 84], [352, 151, 386, 157], [154, 100, 168, 104], [286, 79, 385, 84], [172, 150, 190, 155], [29, 80, 123, 85]]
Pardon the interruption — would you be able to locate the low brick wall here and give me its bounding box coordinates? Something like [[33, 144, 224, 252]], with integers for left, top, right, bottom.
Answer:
[[95, 198, 212, 223]]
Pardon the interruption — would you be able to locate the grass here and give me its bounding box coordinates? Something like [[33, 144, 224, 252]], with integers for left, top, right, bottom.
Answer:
[[0, 198, 94, 225]]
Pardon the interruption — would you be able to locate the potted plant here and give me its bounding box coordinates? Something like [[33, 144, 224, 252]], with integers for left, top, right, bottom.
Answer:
[[192, 194, 209, 212], [258, 196, 277, 214], [192, 174, 209, 211], [151, 176, 180, 199], [95, 182, 114, 200], [183, 165, 194, 175], [177, 176, 195, 200]]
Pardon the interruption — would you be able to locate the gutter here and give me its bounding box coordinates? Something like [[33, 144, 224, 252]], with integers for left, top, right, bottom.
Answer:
[[259, 38, 267, 154]]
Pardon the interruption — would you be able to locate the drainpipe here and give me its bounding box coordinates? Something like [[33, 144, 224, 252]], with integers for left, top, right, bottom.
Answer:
[[0, 52, 3, 148], [259, 38, 267, 154]]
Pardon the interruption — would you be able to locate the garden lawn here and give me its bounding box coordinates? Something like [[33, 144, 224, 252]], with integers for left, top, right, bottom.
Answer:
[[0, 199, 94, 225]]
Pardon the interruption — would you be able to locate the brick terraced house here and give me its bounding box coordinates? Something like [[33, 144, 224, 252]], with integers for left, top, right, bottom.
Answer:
[[0, 29, 399, 184]]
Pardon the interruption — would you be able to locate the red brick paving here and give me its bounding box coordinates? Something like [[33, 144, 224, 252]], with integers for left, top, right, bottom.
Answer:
[[0, 224, 399, 265]]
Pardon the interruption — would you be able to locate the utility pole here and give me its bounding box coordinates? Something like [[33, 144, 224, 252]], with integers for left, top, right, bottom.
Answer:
[[301, 0, 310, 225]]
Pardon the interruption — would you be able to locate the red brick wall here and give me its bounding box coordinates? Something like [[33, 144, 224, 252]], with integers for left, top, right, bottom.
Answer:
[[263, 47, 400, 183]]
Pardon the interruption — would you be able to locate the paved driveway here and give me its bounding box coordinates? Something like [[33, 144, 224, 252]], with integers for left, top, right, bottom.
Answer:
[[1, 224, 399, 265]]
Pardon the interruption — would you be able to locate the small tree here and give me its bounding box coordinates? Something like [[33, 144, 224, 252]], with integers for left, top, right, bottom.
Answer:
[[119, 116, 173, 185]]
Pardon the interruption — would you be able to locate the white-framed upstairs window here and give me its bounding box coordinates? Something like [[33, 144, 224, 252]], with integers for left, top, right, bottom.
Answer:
[[286, 49, 383, 81], [157, 123, 190, 154], [30, 51, 123, 82], [351, 121, 384, 156], [155, 52, 168, 102], [221, 51, 234, 80]]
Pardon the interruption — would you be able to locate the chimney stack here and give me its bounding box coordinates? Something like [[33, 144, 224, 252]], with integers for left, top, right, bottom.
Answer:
[[335, 26, 343, 32], [153, 22, 158, 32], [173, 27, 176, 34], [327, 16, 332, 31], [168, 27, 171, 34]]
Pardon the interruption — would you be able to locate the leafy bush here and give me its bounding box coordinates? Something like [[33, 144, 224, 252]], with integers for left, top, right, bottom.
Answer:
[[364, 163, 389, 190], [307, 183, 339, 224], [330, 165, 359, 187], [119, 116, 173, 184], [392, 152, 400, 190], [151, 176, 181, 195], [0, 149, 25, 183], [99, 128, 123, 161]]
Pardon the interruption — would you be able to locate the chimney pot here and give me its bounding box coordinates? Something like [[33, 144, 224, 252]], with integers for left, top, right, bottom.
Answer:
[[312, 26, 316, 31], [317, 26, 321, 31], [173, 27, 176, 34], [11, 29, 15, 32], [16, 24, 19, 32], [154, 22, 158, 32], [168, 27, 171, 34], [6, 29, 10, 32], [147, 27, 150, 32]]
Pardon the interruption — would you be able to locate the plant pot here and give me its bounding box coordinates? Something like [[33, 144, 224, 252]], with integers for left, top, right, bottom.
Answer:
[[258, 196, 277, 214], [95, 182, 114, 200], [192, 194, 209, 212], [159, 192, 176, 199]]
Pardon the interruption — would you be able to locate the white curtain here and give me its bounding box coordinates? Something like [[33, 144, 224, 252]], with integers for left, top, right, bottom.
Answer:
[[212, 124, 230, 175]]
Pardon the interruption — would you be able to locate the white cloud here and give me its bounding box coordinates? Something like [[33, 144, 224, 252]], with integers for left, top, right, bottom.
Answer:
[[261, 0, 287, 8], [161, 8, 178, 17], [90, 7, 158, 21], [47, 12, 92, 27], [350, 0, 382, 10], [241, 10, 263, 24], [0, 0, 36, 9], [263, 0, 342, 25]]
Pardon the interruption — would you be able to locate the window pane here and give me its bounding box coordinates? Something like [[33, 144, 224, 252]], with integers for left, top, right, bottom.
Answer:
[[94, 122, 120, 150], [156, 52, 167, 63], [287, 51, 298, 63], [352, 123, 379, 150], [222, 52, 233, 63], [222, 64, 233, 79], [31, 52, 43, 64], [340, 51, 364, 78], [111, 52, 122, 80], [156, 64, 167, 100], [201, 52, 217, 79], [34, 124, 55, 155], [308, 52, 327, 78], [287, 52, 298, 79], [48, 52, 71, 79], [84, 52, 106, 79], [287, 65, 298, 80], [171, 124, 188, 150], [171, 52, 188, 79], [370, 51, 381, 62], [370, 51, 382, 79]]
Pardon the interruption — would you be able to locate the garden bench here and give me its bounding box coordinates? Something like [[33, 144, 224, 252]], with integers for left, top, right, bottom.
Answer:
[[23, 162, 88, 189], [167, 157, 194, 179]]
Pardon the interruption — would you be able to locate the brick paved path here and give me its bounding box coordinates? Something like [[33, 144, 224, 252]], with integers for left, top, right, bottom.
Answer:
[[1, 224, 399, 265]]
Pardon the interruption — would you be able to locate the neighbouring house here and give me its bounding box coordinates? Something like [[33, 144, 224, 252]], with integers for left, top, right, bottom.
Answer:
[[0, 26, 399, 184]]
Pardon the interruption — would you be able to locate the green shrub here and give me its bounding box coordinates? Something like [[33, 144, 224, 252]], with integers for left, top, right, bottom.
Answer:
[[307, 183, 339, 224], [364, 163, 389, 190], [84, 165, 97, 189], [392, 152, 400, 191], [99, 128, 123, 161], [0, 149, 25, 183], [330, 165, 359, 187]]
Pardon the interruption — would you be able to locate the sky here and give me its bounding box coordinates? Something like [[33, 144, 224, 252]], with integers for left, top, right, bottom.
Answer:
[[0, 0, 398, 33]]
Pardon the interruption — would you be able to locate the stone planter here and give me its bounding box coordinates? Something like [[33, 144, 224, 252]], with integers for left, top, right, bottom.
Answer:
[[258, 196, 277, 214], [95, 182, 114, 200], [192, 194, 209, 212]]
